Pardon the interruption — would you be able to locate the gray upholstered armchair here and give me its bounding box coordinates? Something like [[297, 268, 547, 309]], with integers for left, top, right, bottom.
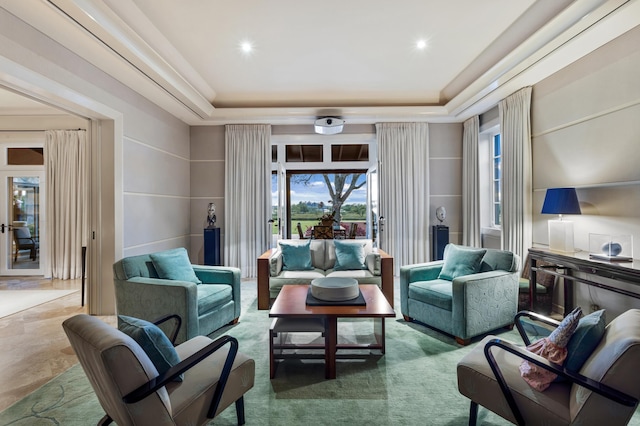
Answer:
[[63, 314, 255, 425], [113, 248, 241, 344], [400, 244, 520, 345], [457, 309, 640, 425]]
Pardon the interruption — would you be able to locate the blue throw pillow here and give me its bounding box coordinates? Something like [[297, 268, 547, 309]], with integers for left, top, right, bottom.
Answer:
[[564, 309, 606, 371], [334, 240, 367, 270], [149, 248, 201, 284], [118, 315, 183, 382], [438, 244, 487, 281], [280, 239, 314, 271]]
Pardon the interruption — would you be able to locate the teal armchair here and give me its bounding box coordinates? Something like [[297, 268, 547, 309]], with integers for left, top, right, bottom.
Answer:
[[400, 244, 520, 345], [113, 248, 241, 344]]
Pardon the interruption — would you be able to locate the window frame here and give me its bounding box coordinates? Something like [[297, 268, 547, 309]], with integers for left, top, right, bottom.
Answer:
[[271, 134, 376, 238], [490, 132, 502, 228]]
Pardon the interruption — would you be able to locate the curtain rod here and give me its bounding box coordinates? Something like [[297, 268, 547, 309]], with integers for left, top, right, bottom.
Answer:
[[0, 128, 86, 132]]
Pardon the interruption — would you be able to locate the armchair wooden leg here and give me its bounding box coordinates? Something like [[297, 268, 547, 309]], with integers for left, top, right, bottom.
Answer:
[[235, 396, 245, 425], [402, 315, 412, 322], [469, 401, 478, 426], [228, 317, 239, 325], [98, 413, 113, 425], [455, 337, 471, 346]]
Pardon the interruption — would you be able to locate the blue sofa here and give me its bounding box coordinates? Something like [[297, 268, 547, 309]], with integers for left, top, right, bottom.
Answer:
[[400, 244, 520, 345], [113, 248, 241, 344]]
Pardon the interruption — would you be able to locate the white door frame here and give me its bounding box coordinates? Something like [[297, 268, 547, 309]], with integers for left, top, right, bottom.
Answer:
[[0, 138, 45, 276]]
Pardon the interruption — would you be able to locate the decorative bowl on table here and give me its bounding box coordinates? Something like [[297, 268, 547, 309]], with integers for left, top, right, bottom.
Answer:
[[310, 277, 359, 301]]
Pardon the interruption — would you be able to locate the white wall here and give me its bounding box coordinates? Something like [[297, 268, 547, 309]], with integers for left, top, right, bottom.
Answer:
[[429, 123, 463, 248], [0, 8, 191, 314], [531, 25, 640, 317], [189, 126, 225, 263]]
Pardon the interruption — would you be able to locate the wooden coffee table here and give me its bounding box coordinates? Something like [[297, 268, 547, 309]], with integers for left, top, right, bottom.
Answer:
[[269, 284, 395, 379]]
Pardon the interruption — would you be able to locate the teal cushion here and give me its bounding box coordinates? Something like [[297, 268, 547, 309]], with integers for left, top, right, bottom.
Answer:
[[438, 244, 487, 281], [149, 248, 201, 284], [197, 284, 233, 315], [565, 309, 606, 371], [519, 278, 548, 294], [408, 279, 453, 311], [334, 240, 367, 270], [280, 239, 314, 271], [118, 315, 183, 382]]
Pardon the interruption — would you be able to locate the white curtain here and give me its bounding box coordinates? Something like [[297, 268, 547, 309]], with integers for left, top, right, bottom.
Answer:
[[224, 124, 271, 277], [499, 87, 533, 260], [45, 130, 88, 279], [462, 115, 481, 247], [376, 122, 430, 269]]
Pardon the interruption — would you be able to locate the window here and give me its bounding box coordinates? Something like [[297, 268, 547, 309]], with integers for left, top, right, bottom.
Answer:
[[271, 134, 376, 238], [7, 148, 44, 165], [491, 133, 502, 227]]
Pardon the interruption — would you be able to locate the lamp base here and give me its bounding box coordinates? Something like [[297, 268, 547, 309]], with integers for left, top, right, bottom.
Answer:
[[548, 220, 574, 253]]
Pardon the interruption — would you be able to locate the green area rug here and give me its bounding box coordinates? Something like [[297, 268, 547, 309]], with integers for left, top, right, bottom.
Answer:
[[1, 280, 638, 425]]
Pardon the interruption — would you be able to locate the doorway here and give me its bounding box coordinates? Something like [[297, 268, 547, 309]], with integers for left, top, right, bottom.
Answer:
[[0, 144, 45, 276]]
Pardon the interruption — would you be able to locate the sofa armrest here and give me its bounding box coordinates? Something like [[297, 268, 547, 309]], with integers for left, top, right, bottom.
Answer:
[[365, 252, 381, 275], [193, 265, 240, 285], [377, 249, 394, 307], [193, 265, 241, 320], [114, 277, 199, 344], [269, 249, 283, 276], [399, 261, 444, 316], [451, 270, 520, 339], [257, 249, 276, 310]]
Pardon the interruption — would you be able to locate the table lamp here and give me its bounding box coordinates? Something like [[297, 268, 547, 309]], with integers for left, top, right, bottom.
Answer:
[[541, 187, 581, 252]]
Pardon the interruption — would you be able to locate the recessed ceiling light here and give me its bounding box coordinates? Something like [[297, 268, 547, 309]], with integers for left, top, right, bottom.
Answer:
[[416, 39, 427, 50], [240, 41, 253, 54]]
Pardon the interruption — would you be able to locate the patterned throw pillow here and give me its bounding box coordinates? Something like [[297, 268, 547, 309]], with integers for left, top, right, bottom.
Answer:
[[519, 307, 583, 391]]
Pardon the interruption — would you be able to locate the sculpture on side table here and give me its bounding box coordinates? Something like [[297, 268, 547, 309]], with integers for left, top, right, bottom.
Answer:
[[207, 202, 217, 229], [436, 206, 446, 224]]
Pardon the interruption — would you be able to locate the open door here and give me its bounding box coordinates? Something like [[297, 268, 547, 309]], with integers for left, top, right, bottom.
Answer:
[[366, 164, 378, 247], [0, 172, 45, 275], [277, 162, 287, 240], [270, 163, 287, 248]]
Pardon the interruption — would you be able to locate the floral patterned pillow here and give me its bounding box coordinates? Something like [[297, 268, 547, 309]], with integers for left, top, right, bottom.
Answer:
[[519, 306, 583, 391]]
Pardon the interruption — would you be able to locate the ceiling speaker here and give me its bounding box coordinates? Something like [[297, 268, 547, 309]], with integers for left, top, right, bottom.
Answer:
[[314, 117, 344, 135]]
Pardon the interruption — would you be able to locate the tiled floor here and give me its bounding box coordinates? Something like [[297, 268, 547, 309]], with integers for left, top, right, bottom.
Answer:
[[0, 276, 114, 411]]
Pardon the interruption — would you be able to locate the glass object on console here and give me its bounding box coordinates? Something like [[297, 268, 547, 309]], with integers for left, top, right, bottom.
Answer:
[[589, 233, 633, 261]]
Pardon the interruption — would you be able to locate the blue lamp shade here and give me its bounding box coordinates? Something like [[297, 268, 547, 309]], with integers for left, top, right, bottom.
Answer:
[[541, 188, 581, 215]]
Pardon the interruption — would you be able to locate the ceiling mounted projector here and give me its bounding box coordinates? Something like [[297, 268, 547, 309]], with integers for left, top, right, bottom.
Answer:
[[314, 117, 344, 135]]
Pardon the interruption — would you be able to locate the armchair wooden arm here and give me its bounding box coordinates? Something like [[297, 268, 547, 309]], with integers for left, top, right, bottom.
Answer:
[[377, 249, 394, 307], [257, 249, 275, 310]]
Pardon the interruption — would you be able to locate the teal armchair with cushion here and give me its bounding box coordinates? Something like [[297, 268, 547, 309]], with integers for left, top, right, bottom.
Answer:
[[113, 247, 241, 344], [400, 244, 520, 345]]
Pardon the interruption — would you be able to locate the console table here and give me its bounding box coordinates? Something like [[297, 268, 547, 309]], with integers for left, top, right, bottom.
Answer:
[[528, 247, 640, 314]]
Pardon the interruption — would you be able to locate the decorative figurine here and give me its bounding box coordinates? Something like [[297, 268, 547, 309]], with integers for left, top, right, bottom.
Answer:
[[436, 206, 446, 224], [207, 202, 217, 228]]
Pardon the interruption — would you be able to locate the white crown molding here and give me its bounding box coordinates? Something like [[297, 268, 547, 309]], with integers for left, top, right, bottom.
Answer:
[[1, 0, 213, 121], [446, 0, 635, 121], [46, 0, 214, 118], [1, 0, 638, 126]]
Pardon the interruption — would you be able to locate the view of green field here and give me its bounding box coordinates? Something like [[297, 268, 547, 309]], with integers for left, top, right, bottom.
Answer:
[[271, 172, 368, 237]]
